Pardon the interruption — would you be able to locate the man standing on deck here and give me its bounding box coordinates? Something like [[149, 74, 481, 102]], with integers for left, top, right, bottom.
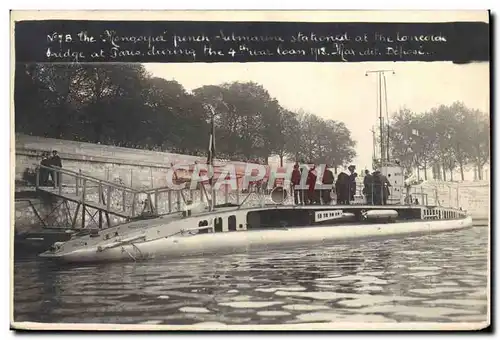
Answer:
[[372, 170, 384, 205], [381, 173, 391, 205], [363, 169, 373, 204], [347, 165, 357, 203], [306, 163, 318, 204], [299, 164, 306, 204], [49, 150, 62, 188], [291, 162, 302, 205], [321, 165, 334, 205]]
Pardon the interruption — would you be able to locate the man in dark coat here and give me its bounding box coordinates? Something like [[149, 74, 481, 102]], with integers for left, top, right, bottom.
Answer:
[[299, 166, 305, 204], [321, 166, 334, 205], [347, 165, 357, 202], [49, 150, 62, 187], [306, 164, 318, 205], [363, 169, 373, 204], [39, 152, 51, 186], [381, 173, 391, 205], [372, 170, 383, 205], [335, 172, 349, 205], [291, 162, 302, 205]]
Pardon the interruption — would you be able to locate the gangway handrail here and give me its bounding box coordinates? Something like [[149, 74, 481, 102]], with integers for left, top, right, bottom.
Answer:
[[37, 164, 203, 195], [37, 164, 142, 193]]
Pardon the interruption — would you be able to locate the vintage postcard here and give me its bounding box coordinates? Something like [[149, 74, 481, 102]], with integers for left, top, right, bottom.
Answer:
[[10, 10, 490, 331]]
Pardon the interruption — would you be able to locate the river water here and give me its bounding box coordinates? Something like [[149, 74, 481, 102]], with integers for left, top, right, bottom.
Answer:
[[13, 225, 489, 327]]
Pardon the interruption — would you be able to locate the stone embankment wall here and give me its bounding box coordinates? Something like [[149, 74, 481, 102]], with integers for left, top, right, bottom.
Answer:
[[416, 181, 490, 220], [15, 133, 208, 190]]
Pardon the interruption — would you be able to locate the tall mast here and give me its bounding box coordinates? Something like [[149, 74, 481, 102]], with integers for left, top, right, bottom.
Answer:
[[365, 69, 395, 167], [378, 72, 384, 164], [382, 72, 391, 162], [370, 126, 376, 164], [205, 104, 216, 211]]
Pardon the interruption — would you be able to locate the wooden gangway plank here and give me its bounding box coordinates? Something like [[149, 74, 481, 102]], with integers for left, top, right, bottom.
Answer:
[[34, 164, 194, 222], [36, 187, 133, 219]]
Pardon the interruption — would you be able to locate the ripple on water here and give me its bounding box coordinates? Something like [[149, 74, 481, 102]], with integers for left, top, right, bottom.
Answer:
[[223, 295, 254, 301], [282, 304, 331, 311], [459, 279, 485, 285], [275, 290, 346, 300], [257, 311, 291, 317], [421, 299, 487, 307], [13, 226, 488, 325], [219, 301, 285, 309], [434, 281, 460, 287], [410, 287, 477, 296], [179, 307, 211, 314], [295, 312, 394, 323], [140, 320, 163, 325], [359, 271, 396, 276], [336, 295, 422, 308], [468, 290, 488, 299], [357, 305, 481, 320], [316, 275, 360, 282], [353, 285, 385, 293], [255, 286, 306, 293], [409, 266, 442, 271], [402, 271, 441, 277]]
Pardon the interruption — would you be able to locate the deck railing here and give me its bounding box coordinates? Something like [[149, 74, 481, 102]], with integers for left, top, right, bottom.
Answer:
[[34, 164, 464, 221], [34, 165, 218, 221]]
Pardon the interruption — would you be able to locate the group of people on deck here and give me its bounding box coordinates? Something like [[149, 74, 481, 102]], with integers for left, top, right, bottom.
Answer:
[[38, 150, 63, 187], [290, 162, 392, 206], [362, 169, 392, 205]]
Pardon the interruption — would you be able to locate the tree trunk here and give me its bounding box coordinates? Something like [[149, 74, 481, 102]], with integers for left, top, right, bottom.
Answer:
[[478, 163, 483, 180], [279, 154, 284, 167], [423, 162, 428, 180], [449, 168, 454, 181], [334, 165, 338, 174], [416, 166, 420, 180], [459, 163, 465, 181], [442, 164, 447, 181]]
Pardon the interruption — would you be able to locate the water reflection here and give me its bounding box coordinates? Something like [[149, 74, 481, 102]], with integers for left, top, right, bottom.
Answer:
[[13, 226, 489, 325]]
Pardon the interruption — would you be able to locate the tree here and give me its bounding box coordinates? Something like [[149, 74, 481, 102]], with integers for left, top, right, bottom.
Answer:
[[388, 108, 419, 173], [469, 110, 490, 180], [193, 82, 283, 162], [273, 108, 300, 166], [288, 111, 356, 171], [389, 102, 489, 182], [15, 64, 358, 169]]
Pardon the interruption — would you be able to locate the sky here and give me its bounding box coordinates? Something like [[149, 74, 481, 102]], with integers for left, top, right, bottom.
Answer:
[[144, 61, 489, 170], [137, 9, 490, 173]]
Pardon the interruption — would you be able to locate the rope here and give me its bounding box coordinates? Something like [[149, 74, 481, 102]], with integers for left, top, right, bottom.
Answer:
[[131, 243, 143, 259], [122, 246, 137, 261]]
